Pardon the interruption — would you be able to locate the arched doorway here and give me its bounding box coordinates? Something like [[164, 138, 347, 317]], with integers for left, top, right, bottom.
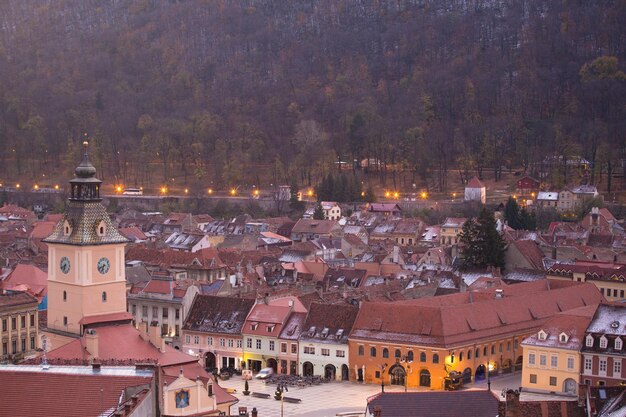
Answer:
[[303, 362, 314, 376], [563, 378, 577, 395], [357, 368, 364, 382], [389, 365, 406, 386], [462, 367, 472, 384], [475, 364, 486, 381], [419, 369, 431, 387], [205, 352, 216, 370], [341, 364, 349, 381], [267, 358, 278, 373], [325, 364, 336, 380], [502, 359, 513, 374], [514, 356, 523, 371]]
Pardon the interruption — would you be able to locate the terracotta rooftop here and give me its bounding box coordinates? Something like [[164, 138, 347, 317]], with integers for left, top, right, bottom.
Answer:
[[300, 302, 358, 344], [511, 239, 546, 270], [0, 365, 153, 417], [1, 263, 48, 299], [522, 304, 598, 350], [351, 281, 603, 348], [292, 219, 339, 234], [0, 291, 39, 308]]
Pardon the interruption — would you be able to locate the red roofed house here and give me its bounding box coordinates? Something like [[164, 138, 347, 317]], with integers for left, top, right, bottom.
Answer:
[[517, 176, 540, 196], [242, 296, 307, 373], [547, 259, 626, 302], [464, 176, 486, 204], [1, 263, 48, 301], [28, 220, 56, 254], [348, 280, 603, 389], [504, 239, 546, 272]]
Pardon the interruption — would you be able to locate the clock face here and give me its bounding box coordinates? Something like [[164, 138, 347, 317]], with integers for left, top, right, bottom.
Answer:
[[97, 257, 110, 274], [60, 257, 70, 274]]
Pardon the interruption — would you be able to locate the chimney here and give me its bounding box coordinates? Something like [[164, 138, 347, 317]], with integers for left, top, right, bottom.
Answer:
[[139, 321, 150, 341], [84, 329, 99, 359], [148, 321, 165, 352]]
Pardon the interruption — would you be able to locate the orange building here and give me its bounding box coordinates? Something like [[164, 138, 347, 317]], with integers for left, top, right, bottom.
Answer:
[[348, 280, 603, 390]]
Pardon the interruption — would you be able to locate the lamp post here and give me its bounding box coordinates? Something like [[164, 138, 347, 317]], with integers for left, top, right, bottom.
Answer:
[[276, 383, 288, 417], [380, 363, 388, 393], [487, 362, 494, 391]]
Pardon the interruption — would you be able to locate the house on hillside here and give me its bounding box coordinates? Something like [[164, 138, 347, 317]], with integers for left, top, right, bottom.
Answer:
[[321, 202, 342, 220], [464, 176, 486, 204], [517, 176, 540, 196]]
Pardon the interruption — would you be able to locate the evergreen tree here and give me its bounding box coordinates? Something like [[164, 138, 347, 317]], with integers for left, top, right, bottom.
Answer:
[[504, 197, 521, 229], [289, 179, 305, 212], [364, 184, 376, 202], [519, 207, 536, 230], [313, 203, 325, 220], [460, 209, 506, 270]]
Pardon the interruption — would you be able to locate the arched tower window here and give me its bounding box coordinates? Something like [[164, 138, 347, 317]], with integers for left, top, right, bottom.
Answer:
[[63, 291, 67, 301], [102, 291, 107, 302]]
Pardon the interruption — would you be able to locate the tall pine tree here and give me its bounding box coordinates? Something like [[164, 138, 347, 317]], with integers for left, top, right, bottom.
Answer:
[[460, 209, 506, 270]]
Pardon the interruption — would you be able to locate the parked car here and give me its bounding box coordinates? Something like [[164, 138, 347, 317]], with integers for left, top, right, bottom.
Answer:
[[255, 367, 274, 380]]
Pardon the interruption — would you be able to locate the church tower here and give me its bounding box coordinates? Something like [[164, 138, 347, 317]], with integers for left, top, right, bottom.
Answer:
[[44, 142, 130, 336]]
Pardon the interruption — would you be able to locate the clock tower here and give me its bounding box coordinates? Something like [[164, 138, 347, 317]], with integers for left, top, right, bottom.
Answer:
[[44, 142, 130, 336]]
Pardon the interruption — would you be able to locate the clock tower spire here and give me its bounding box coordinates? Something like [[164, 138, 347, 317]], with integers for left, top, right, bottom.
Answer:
[[44, 141, 131, 336]]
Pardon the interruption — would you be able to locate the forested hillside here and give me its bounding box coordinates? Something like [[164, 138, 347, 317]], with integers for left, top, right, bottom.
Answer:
[[0, 0, 624, 193]]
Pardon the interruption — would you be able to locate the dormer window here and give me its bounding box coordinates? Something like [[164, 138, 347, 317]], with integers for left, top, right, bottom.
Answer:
[[538, 330, 548, 341], [63, 220, 72, 236], [251, 323, 258, 331], [559, 332, 569, 343], [96, 220, 106, 237], [321, 328, 329, 338], [267, 325, 275, 333], [615, 337, 623, 351], [599, 336, 608, 349], [586, 335, 594, 347]]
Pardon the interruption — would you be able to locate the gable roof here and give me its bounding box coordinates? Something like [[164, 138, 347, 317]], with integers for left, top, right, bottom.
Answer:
[[183, 295, 255, 335], [300, 302, 358, 344], [367, 390, 499, 417], [510, 239, 546, 270], [292, 219, 339, 234]]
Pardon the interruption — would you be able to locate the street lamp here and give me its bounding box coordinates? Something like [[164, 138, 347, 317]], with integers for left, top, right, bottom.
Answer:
[[276, 383, 288, 417], [380, 363, 388, 392], [487, 361, 494, 391]]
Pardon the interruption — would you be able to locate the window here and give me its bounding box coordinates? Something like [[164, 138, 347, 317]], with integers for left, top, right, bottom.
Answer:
[[395, 349, 401, 359], [2, 319, 6, 332], [507, 341, 511, 351], [207, 337, 213, 346], [21, 338, 25, 351], [370, 347, 377, 357], [549, 376, 557, 386], [237, 340, 242, 348], [567, 357, 575, 370], [358, 345, 364, 356], [499, 343, 503, 353], [529, 374, 537, 384], [175, 309, 180, 320], [616, 338, 623, 351], [63, 316, 67, 326], [382, 348, 389, 358], [483, 346, 488, 356], [29, 336, 34, 349], [599, 358, 607, 373], [142, 306, 148, 317], [420, 352, 427, 362], [514, 339, 519, 350], [475, 348, 480, 358], [304, 346, 315, 354], [2, 342, 6, 355], [291, 344, 297, 354], [586, 335, 594, 347], [63, 291, 67, 301], [162, 308, 168, 318], [407, 351, 414, 362], [375, 371, 380, 378], [336, 350, 345, 358], [12, 317, 16, 329], [185, 335, 190, 344], [175, 325, 179, 336], [321, 348, 330, 356], [194, 336, 200, 345], [246, 338, 252, 349], [269, 341, 275, 351], [152, 307, 158, 318], [584, 357, 592, 372], [256, 339, 261, 350], [20, 316, 25, 329], [528, 353, 536, 365], [220, 338, 225, 347], [131, 304, 136, 315], [468, 350, 472, 360], [540, 355, 547, 367], [491, 345, 495, 355], [614, 360, 621, 375], [459, 352, 463, 362], [433, 353, 439, 364], [281, 343, 287, 353], [600, 336, 608, 349], [551, 356, 558, 368]]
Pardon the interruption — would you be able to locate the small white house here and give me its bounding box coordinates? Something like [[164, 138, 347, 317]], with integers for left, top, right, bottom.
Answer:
[[321, 202, 342, 220], [464, 176, 486, 204]]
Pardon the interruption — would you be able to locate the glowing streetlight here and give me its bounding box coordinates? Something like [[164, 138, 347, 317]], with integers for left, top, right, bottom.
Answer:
[[385, 191, 390, 198], [253, 189, 260, 197], [54, 185, 60, 190], [116, 186, 123, 193], [160, 186, 167, 194], [207, 188, 213, 195], [421, 192, 428, 199], [307, 189, 314, 197], [393, 192, 399, 199], [230, 188, 237, 196], [33, 184, 39, 190], [15, 184, 20, 189], [184, 188, 189, 194]]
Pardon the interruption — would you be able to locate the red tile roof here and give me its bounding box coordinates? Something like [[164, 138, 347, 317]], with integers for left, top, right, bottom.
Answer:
[[29, 221, 56, 239], [467, 176, 485, 188], [367, 390, 499, 417], [351, 281, 603, 348], [1, 263, 48, 298], [46, 324, 197, 366], [0, 366, 153, 417], [511, 239, 546, 270], [78, 311, 133, 325]]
